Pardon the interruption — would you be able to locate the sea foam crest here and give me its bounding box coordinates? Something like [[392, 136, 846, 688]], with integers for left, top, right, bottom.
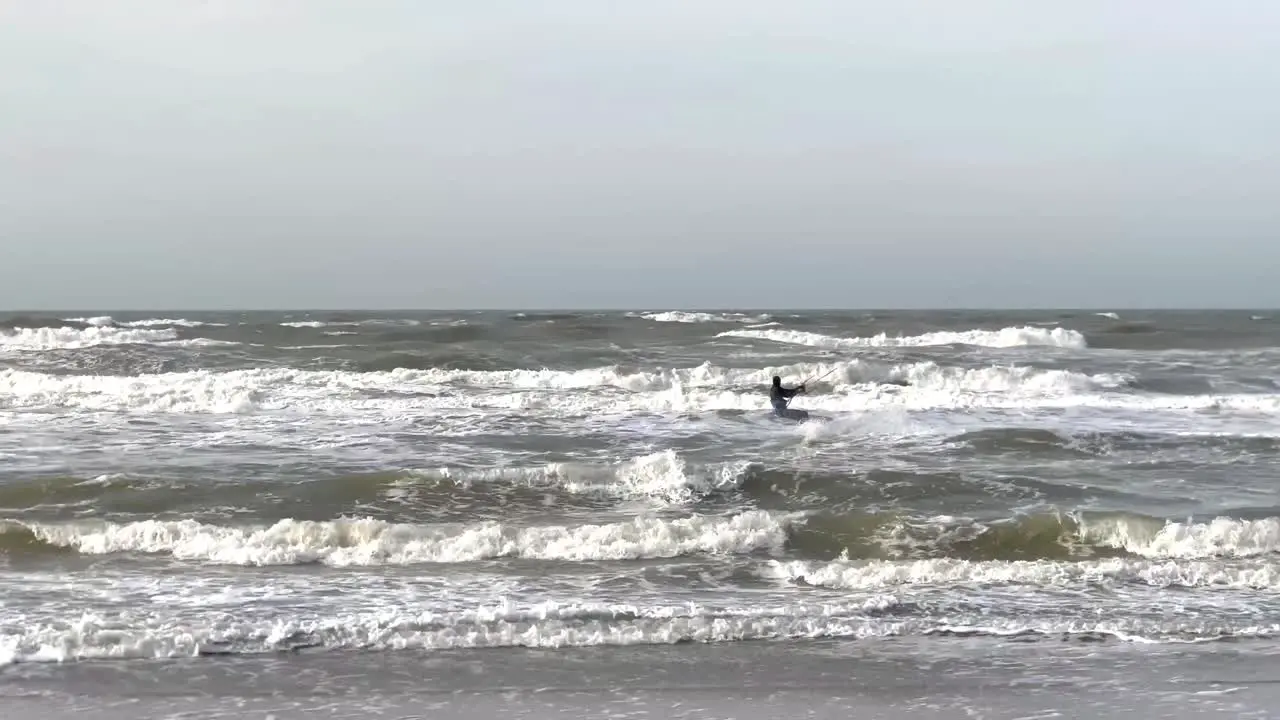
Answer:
[[3, 587, 1274, 664], [717, 326, 1088, 350], [0, 326, 179, 351], [280, 319, 424, 328], [0, 360, 1129, 415], [0, 597, 906, 663], [424, 449, 751, 503], [764, 556, 1280, 590], [120, 318, 224, 327], [16, 511, 792, 566], [1079, 515, 1280, 559], [856, 512, 1280, 563], [897, 361, 1124, 394], [62, 316, 224, 328], [633, 311, 772, 324]]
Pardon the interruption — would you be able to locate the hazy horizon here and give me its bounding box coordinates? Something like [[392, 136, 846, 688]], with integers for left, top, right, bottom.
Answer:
[[6, 305, 1277, 314], [3, 1, 1278, 310]]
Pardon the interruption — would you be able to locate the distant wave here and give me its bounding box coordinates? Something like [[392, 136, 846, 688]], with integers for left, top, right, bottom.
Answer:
[[280, 319, 425, 329], [0, 326, 180, 351], [717, 325, 1088, 350], [629, 311, 772, 324], [0, 324, 242, 352], [63, 316, 226, 328]]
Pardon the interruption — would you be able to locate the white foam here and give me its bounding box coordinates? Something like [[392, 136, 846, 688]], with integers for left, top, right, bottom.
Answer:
[[61, 316, 225, 328], [1080, 515, 1280, 559], [765, 556, 1280, 590], [417, 450, 751, 503], [281, 319, 424, 329], [898, 361, 1126, 395], [2, 587, 1272, 664], [0, 369, 265, 413], [51, 316, 229, 334], [635, 311, 772, 324], [821, 512, 1280, 564], [62, 316, 115, 327], [718, 325, 1088, 350], [2, 360, 1273, 420], [0, 326, 178, 351], [609, 450, 749, 500], [0, 596, 916, 663], [19, 511, 793, 566], [118, 318, 226, 328]]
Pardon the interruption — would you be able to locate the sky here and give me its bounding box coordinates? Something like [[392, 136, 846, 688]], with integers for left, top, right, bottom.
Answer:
[[1, 0, 1277, 310]]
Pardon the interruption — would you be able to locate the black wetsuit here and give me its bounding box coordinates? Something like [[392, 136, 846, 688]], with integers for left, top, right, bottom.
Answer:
[[770, 384, 804, 414]]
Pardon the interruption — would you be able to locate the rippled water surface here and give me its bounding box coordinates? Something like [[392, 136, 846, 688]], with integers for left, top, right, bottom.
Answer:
[[2, 309, 1279, 715]]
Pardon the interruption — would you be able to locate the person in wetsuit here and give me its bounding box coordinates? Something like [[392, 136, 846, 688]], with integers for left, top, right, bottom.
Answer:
[[769, 375, 808, 421]]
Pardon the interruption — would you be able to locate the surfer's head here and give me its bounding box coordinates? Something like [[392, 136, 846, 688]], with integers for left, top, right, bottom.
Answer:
[[772, 376, 782, 387]]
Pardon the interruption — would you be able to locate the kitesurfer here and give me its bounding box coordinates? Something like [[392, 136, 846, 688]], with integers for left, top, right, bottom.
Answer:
[[769, 376, 809, 421]]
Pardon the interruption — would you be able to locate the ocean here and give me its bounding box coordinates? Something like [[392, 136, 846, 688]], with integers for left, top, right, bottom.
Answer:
[[2, 309, 1279, 718]]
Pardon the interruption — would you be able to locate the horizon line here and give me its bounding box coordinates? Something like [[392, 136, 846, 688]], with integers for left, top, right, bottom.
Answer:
[[4, 306, 1278, 314]]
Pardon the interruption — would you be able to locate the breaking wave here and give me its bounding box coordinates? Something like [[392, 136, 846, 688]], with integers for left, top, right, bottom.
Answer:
[[787, 509, 1280, 562], [7, 591, 1270, 665], [0, 358, 1141, 416], [61, 316, 227, 328], [3, 508, 1277, 566], [0, 452, 756, 517], [0, 326, 180, 351], [630, 311, 772, 324], [1, 510, 794, 565], [765, 556, 1280, 591], [718, 326, 1088, 350]]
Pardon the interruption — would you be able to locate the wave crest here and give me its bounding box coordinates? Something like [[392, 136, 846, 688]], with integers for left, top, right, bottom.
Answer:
[[631, 311, 772, 324], [718, 325, 1088, 350], [5, 511, 793, 566], [6, 509, 1276, 566], [0, 358, 1129, 415], [0, 326, 179, 351], [788, 510, 1280, 562]]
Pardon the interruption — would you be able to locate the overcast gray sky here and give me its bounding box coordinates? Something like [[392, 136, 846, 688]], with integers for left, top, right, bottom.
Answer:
[[1, 0, 1277, 309]]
